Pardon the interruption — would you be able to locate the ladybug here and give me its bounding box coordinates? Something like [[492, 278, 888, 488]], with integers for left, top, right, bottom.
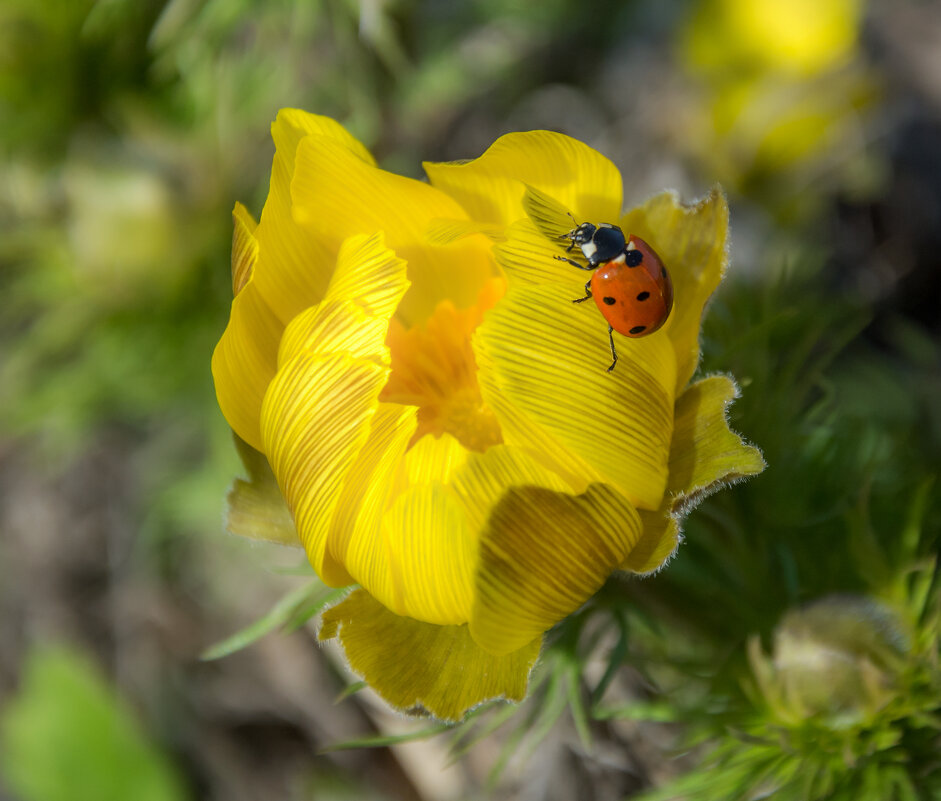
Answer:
[[555, 219, 673, 372]]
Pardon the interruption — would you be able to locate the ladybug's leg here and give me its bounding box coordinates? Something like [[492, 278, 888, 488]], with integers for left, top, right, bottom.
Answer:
[[606, 325, 618, 373], [572, 279, 592, 303], [554, 255, 593, 271]]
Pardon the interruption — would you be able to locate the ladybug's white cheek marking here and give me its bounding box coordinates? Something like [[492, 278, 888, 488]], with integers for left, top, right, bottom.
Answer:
[[582, 242, 597, 259], [611, 253, 626, 265], [625, 240, 637, 251]]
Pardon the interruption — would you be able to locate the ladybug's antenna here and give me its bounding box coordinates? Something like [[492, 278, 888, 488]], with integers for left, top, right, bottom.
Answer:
[[558, 211, 579, 239]]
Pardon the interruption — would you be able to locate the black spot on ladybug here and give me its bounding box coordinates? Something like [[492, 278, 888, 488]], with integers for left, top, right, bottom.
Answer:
[[660, 265, 667, 278], [636, 291, 650, 301], [603, 296, 616, 305], [625, 250, 643, 267], [629, 325, 647, 334]]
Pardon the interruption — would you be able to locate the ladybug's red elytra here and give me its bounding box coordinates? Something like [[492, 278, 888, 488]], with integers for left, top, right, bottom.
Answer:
[[555, 219, 674, 372]]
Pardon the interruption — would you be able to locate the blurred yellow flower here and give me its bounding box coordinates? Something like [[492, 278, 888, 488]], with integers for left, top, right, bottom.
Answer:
[[679, 0, 876, 196], [683, 0, 863, 78], [212, 110, 764, 720]]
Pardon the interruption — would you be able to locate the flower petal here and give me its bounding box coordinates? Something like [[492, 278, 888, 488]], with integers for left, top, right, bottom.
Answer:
[[494, 218, 580, 290], [278, 300, 389, 372], [520, 184, 579, 243], [260, 233, 410, 584], [271, 108, 376, 170], [322, 231, 416, 318], [475, 283, 676, 510], [261, 352, 385, 585], [291, 135, 494, 325], [211, 204, 282, 451], [424, 131, 623, 227], [320, 589, 540, 721], [449, 443, 570, 531], [381, 479, 475, 624], [326, 403, 418, 594], [231, 201, 258, 295], [620, 188, 730, 393], [340, 434, 477, 626], [621, 507, 681, 575], [277, 232, 410, 368], [371, 438, 573, 626], [225, 434, 300, 546], [470, 484, 644, 655], [262, 233, 414, 586], [250, 112, 371, 326], [666, 374, 766, 504], [424, 218, 505, 246], [621, 374, 765, 574]]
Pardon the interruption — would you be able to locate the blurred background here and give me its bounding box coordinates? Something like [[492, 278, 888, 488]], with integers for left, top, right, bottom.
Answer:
[[0, 0, 939, 799]]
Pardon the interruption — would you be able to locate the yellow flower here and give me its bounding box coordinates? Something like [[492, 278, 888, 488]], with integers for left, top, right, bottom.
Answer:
[[678, 0, 875, 190], [682, 0, 862, 78], [212, 110, 764, 720]]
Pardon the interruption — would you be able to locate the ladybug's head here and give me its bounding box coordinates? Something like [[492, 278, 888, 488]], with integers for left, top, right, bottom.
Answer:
[[562, 221, 625, 266], [567, 222, 597, 246]]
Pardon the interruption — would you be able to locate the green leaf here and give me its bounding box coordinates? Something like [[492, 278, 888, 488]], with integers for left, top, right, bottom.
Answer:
[[565, 667, 593, 752], [334, 681, 367, 702], [319, 723, 454, 752], [0, 646, 188, 801], [446, 701, 519, 764], [201, 581, 345, 660], [592, 700, 681, 723]]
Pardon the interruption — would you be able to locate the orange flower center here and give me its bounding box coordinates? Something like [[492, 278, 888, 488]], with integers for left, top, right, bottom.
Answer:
[[380, 278, 505, 453]]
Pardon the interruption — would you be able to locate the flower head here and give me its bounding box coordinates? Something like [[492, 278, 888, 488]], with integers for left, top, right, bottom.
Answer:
[[212, 110, 764, 720], [749, 596, 908, 726]]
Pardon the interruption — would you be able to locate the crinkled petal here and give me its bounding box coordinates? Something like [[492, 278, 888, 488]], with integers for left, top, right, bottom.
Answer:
[[475, 283, 676, 510], [494, 217, 580, 291], [470, 388, 600, 493], [225, 434, 300, 547], [448, 443, 570, 532], [622, 374, 765, 574], [622, 506, 681, 575], [363, 434, 476, 625], [425, 218, 505, 246], [338, 436, 570, 628], [519, 184, 579, 243], [320, 589, 540, 721], [231, 201, 258, 295], [291, 135, 494, 325], [620, 188, 730, 393], [322, 231, 417, 318], [666, 373, 766, 504], [382, 479, 475, 625], [250, 111, 371, 326], [424, 131, 622, 227], [327, 403, 417, 604], [277, 232, 409, 368], [211, 204, 282, 451], [271, 108, 376, 170], [260, 234, 410, 585], [261, 352, 383, 585], [387, 441, 575, 627], [470, 484, 644, 655], [278, 300, 389, 371], [403, 430, 468, 486]]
